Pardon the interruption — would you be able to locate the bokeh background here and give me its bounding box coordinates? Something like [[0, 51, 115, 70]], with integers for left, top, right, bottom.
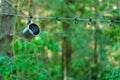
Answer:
[[0, 0, 120, 80]]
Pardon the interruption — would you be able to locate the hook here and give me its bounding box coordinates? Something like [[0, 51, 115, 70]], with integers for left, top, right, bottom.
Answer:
[[74, 17, 78, 24], [28, 15, 33, 24], [110, 19, 113, 27], [56, 17, 60, 21], [88, 18, 92, 25], [29, 15, 33, 20]]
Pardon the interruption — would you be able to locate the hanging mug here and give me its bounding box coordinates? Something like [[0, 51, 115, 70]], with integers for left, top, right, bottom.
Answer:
[[23, 20, 41, 39]]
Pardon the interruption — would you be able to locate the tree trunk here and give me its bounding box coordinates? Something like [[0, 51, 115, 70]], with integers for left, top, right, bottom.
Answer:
[[90, 1, 100, 79], [0, 0, 15, 56], [62, 23, 72, 80], [28, 0, 32, 16], [62, 1, 73, 80], [91, 23, 98, 80], [0, 74, 4, 80]]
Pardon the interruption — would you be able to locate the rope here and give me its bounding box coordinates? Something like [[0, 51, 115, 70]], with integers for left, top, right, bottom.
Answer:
[[0, 12, 120, 23]]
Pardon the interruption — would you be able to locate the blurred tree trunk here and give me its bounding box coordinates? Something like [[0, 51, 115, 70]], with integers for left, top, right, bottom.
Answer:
[[62, 0, 74, 80], [91, 23, 99, 80], [62, 23, 72, 80], [91, 2, 99, 80], [0, 0, 15, 56], [28, 0, 32, 16], [0, 74, 4, 80]]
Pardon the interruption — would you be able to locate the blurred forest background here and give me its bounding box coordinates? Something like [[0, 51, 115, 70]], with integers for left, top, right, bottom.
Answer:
[[0, 0, 120, 80]]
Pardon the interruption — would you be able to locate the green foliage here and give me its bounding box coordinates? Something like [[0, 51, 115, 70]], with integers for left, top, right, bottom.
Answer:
[[0, 31, 62, 80], [0, 55, 50, 80], [13, 31, 61, 54], [0, 0, 120, 80]]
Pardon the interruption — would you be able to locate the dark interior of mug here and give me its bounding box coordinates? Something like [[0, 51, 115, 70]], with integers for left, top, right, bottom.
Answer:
[[29, 23, 40, 35]]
